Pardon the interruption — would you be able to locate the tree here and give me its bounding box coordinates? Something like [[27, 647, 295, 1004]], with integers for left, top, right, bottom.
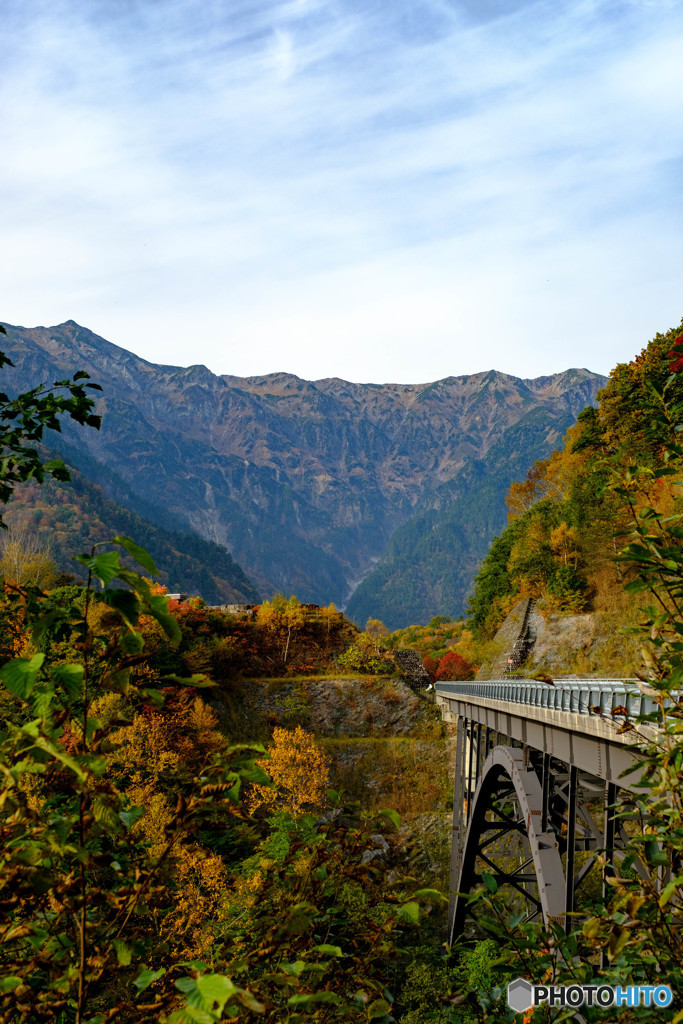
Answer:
[[435, 650, 473, 681], [505, 457, 562, 520], [0, 523, 56, 588], [256, 593, 305, 665], [0, 325, 102, 518], [365, 617, 390, 656], [338, 632, 394, 675], [248, 725, 331, 816], [422, 653, 439, 682], [319, 600, 340, 646]]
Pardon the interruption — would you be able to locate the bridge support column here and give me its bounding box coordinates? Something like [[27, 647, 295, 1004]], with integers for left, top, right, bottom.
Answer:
[[448, 717, 467, 939]]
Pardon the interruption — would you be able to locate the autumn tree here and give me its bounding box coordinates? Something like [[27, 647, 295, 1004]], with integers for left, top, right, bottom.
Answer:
[[435, 650, 473, 681], [248, 725, 331, 816], [256, 593, 305, 665], [422, 653, 439, 681], [319, 600, 340, 642], [0, 523, 56, 588], [549, 521, 580, 567], [506, 457, 562, 520], [365, 616, 390, 655]]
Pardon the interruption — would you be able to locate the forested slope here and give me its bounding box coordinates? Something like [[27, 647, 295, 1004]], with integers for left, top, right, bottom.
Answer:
[[466, 317, 683, 638], [346, 402, 586, 628], [3, 455, 260, 604]]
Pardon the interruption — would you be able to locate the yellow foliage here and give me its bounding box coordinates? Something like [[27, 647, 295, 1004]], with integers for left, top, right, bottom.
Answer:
[[248, 726, 331, 816], [256, 594, 305, 663], [103, 694, 233, 959], [549, 522, 580, 567], [110, 712, 182, 788], [0, 527, 56, 589], [506, 458, 562, 519]]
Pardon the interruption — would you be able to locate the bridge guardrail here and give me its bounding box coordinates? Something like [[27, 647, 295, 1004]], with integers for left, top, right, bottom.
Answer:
[[434, 679, 672, 718]]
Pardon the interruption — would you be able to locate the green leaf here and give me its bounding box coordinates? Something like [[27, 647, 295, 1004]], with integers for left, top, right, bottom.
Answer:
[[644, 839, 669, 866], [139, 688, 166, 708], [0, 653, 45, 698], [31, 734, 86, 781], [196, 973, 238, 1008], [30, 686, 54, 718], [659, 875, 683, 908], [120, 629, 144, 654], [398, 901, 420, 925], [181, 1007, 214, 1024], [100, 589, 141, 629], [174, 978, 197, 994], [52, 663, 84, 699], [119, 806, 146, 830], [313, 944, 343, 956], [378, 808, 401, 829], [113, 535, 158, 574], [93, 795, 121, 832], [482, 872, 498, 893], [0, 977, 21, 993], [413, 888, 448, 902], [147, 594, 182, 646], [76, 550, 122, 587], [112, 939, 132, 966], [623, 579, 650, 594], [133, 966, 166, 993], [368, 998, 393, 1020], [287, 992, 342, 1006], [281, 961, 306, 978]]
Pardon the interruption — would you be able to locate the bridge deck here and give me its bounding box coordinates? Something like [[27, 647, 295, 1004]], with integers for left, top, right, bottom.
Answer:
[[435, 679, 657, 789]]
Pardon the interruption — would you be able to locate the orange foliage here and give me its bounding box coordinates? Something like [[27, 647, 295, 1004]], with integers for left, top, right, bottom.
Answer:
[[435, 650, 473, 681]]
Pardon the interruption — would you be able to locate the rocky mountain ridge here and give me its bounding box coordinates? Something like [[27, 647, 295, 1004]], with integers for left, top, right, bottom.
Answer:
[[0, 320, 607, 624]]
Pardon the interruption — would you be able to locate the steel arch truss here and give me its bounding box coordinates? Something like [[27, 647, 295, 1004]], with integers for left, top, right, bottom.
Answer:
[[450, 746, 566, 939]]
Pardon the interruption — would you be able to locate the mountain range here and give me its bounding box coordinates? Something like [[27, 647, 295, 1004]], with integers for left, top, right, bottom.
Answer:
[[0, 320, 607, 627]]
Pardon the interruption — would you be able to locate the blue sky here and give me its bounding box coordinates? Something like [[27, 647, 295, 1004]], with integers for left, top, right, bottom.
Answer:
[[2, 0, 682, 382]]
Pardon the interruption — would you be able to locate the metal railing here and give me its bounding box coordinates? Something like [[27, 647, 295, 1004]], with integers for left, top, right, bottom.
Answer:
[[434, 679, 670, 717]]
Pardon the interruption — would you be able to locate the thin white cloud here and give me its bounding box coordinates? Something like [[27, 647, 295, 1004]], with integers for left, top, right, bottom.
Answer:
[[1, 0, 682, 381]]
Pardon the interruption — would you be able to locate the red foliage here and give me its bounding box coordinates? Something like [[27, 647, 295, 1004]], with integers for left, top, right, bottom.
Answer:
[[435, 650, 473, 681], [667, 333, 683, 372], [422, 654, 439, 682]]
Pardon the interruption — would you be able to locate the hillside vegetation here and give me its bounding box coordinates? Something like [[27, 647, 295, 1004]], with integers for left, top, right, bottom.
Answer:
[[2, 458, 260, 605], [467, 317, 683, 649]]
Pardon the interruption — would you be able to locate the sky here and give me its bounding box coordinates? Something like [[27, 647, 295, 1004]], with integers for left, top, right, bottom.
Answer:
[[1, 0, 683, 384]]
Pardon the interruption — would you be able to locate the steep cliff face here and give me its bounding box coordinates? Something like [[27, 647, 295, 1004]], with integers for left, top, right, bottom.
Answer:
[[0, 320, 606, 622]]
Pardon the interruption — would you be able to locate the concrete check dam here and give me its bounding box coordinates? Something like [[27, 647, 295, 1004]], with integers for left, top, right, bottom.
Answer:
[[434, 677, 668, 942]]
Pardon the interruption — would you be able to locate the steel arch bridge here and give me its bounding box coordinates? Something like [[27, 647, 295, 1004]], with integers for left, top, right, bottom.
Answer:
[[435, 678, 661, 941]]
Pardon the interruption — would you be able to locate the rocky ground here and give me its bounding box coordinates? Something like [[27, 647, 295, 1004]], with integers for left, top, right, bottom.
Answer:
[[476, 599, 640, 679], [216, 675, 440, 740]]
